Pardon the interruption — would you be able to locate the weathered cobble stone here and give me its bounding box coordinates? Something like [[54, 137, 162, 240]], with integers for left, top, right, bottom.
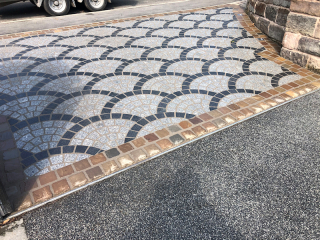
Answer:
[[268, 22, 285, 42], [281, 47, 309, 67], [276, 8, 290, 26], [286, 12, 318, 37], [257, 17, 270, 34], [247, 0, 257, 13], [273, 0, 290, 8], [298, 36, 320, 58], [255, 2, 267, 16], [315, 21, 320, 39], [265, 5, 277, 22], [282, 32, 301, 50], [307, 55, 320, 74], [291, 0, 320, 18]]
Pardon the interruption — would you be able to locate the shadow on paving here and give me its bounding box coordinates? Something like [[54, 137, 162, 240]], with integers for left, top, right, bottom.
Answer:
[[23, 91, 320, 239]]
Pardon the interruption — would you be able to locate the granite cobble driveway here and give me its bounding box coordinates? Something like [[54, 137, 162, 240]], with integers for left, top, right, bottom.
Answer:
[[0, 7, 301, 179]]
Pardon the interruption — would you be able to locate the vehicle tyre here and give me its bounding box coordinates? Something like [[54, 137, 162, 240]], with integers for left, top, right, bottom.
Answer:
[[43, 0, 70, 16], [84, 0, 106, 11]]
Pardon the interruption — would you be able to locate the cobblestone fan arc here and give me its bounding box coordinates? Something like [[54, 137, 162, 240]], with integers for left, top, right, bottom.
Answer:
[[0, 8, 301, 178]]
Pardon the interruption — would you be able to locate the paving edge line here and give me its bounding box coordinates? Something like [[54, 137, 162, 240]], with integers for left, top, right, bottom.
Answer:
[[2, 4, 320, 222], [5, 86, 320, 221], [0, 1, 243, 38]]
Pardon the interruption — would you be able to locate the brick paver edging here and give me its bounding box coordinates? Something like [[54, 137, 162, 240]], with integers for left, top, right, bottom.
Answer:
[[3, 4, 320, 220]]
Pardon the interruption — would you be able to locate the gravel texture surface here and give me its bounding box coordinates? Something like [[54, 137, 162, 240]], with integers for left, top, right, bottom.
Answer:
[[23, 91, 320, 239]]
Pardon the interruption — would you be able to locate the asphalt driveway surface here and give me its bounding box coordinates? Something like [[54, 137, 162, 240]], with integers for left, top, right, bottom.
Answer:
[[22, 90, 320, 239]]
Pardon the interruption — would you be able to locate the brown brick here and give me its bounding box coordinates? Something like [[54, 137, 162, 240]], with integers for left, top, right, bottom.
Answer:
[[268, 89, 280, 95], [257, 102, 271, 110], [132, 137, 146, 147], [252, 95, 264, 101], [202, 122, 218, 132], [212, 118, 226, 128], [259, 92, 272, 98], [208, 110, 223, 118], [230, 111, 246, 120], [294, 87, 306, 95], [101, 160, 119, 175], [198, 113, 213, 121], [20, 179, 38, 193], [264, 99, 278, 107], [227, 104, 240, 110], [144, 133, 159, 142], [157, 139, 173, 150], [57, 165, 74, 178], [304, 83, 318, 91], [218, 107, 231, 114], [33, 186, 52, 203], [244, 97, 258, 105], [179, 121, 192, 129], [240, 108, 254, 117], [73, 159, 91, 171], [69, 172, 88, 188], [250, 105, 263, 113], [192, 126, 206, 136], [181, 130, 197, 140], [144, 144, 161, 157], [189, 117, 203, 125], [89, 153, 107, 165], [16, 194, 33, 211], [86, 166, 104, 181], [52, 179, 70, 195], [288, 82, 299, 88], [285, 90, 299, 98], [281, 84, 293, 90], [118, 143, 134, 153], [279, 93, 292, 101], [271, 96, 285, 104], [131, 149, 147, 162], [156, 128, 170, 138], [236, 101, 249, 108], [117, 155, 134, 168], [221, 115, 236, 124], [39, 172, 57, 186]]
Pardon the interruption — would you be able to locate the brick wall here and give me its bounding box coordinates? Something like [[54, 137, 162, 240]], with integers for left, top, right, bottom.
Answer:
[[246, 0, 320, 73], [246, 0, 290, 43], [282, 0, 320, 73]]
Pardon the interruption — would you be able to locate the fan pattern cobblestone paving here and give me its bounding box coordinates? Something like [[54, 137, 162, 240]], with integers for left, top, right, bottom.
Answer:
[[0, 7, 301, 179]]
